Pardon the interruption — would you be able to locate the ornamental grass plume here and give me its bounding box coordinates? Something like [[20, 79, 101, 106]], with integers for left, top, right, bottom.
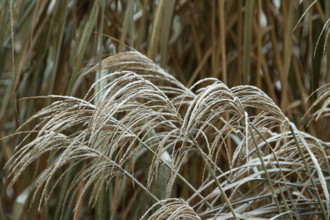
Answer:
[[5, 51, 330, 219]]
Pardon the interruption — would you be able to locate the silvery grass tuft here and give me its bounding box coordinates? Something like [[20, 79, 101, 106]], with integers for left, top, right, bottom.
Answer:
[[6, 51, 330, 219]]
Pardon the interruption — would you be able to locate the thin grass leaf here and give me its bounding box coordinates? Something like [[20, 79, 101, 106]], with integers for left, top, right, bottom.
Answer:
[[66, 0, 99, 95]]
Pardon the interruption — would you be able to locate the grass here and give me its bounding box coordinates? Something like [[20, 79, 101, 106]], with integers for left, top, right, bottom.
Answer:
[[1, 0, 330, 219]]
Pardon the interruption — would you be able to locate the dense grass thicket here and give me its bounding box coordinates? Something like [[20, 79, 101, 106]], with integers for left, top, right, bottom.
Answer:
[[1, 0, 330, 219]]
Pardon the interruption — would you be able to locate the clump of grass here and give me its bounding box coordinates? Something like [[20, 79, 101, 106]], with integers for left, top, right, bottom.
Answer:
[[5, 51, 329, 219]]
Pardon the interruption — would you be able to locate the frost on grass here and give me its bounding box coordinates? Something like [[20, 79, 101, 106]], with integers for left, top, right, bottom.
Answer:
[[6, 51, 330, 219]]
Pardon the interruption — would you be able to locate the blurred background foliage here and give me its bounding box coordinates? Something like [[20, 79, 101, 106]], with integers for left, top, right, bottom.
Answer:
[[0, 0, 329, 219]]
